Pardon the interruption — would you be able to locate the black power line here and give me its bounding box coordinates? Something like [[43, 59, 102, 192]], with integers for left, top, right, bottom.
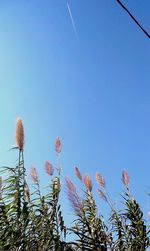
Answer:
[[116, 0, 150, 39]]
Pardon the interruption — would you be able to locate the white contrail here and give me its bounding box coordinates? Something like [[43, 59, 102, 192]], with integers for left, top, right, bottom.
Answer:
[[67, 2, 78, 38]]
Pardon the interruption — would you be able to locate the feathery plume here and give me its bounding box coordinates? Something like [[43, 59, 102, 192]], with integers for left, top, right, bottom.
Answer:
[[66, 177, 76, 193], [25, 183, 30, 201], [16, 117, 24, 150], [30, 166, 39, 183], [66, 177, 83, 215], [75, 166, 82, 181], [83, 175, 92, 192], [96, 172, 106, 188], [97, 189, 107, 202], [45, 161, 54, 176], [55, 137, 62, 154], [122, 170, 129, 188]]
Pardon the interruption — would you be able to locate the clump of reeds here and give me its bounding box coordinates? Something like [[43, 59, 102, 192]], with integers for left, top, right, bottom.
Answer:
[[0, 117, 149, 251]]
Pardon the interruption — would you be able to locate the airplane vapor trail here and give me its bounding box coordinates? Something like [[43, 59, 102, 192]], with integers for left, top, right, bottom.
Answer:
[[67, 2, 78, 38]]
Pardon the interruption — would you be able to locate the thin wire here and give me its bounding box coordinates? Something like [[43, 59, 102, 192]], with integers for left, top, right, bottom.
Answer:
[[116, 0, 150, 39]]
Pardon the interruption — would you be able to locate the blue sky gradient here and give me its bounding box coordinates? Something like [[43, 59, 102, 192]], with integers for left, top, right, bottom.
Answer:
[[0, 0, 150, 224]]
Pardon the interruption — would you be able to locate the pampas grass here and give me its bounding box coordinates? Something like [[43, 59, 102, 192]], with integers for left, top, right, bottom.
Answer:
[[0, 118, 149, 251]]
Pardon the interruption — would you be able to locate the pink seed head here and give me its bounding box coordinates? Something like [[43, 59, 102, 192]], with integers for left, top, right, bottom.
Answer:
[[122, 170, 129, 188], [96, 172, 106, 188], [65, 177, 76, 193], [16, 117, 24, 150], [65, 177, 83, 215], [45, 161, 54, 176], [97, 189, 107, 202], [75, 166, 82, 182], [55, 137, 62, 154], [25, 183, 30, 201], [30, 166, 39, 183], [83, 175, 92, 192]]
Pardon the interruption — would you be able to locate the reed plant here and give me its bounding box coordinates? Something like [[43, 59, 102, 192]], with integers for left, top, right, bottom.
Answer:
[[0, 118, 149, 250]]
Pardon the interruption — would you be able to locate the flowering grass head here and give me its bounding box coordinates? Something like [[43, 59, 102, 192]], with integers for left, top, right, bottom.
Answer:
[[75, 166, 82, 182], [122, 170, 129, 188], [83, 175, 92, 192], [65, 177, 83, 215], [97, 189, 107, 202], [96, 172, 106, 188], [55, 137, 62, 154], [25, 183, 30, 201], [30, 166, 39, 183], [45, 161, 54, 176], [16, 117, 24, 150]]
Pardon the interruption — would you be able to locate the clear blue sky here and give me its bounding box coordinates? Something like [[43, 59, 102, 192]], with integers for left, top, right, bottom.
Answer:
[[0, 0, 150, 224]]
